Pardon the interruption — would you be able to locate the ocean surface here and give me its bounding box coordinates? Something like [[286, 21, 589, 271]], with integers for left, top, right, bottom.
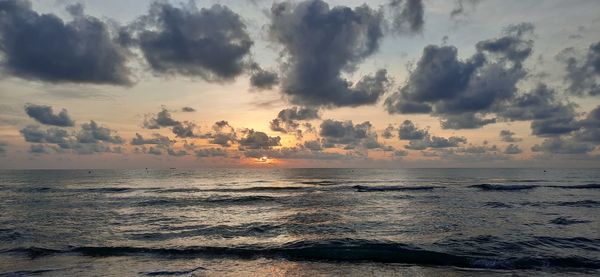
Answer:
[[0, 168, 599, 276]]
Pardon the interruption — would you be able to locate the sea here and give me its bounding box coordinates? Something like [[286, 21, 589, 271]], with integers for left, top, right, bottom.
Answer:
[[0, 168, 599, 276]]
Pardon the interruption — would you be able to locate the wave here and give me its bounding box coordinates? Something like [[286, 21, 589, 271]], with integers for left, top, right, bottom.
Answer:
[[483, 202, 513, 208], [4, 239, 600, 270], [136, 195, 279, 207], [550, 184, 600, 189], [470, 184, 538, 191], [353, 185, 441, 192], [299, 181, 338, 186], [207, 186, 310, 193], [550, 217, 591, 225], [141, 266, 207, 276]]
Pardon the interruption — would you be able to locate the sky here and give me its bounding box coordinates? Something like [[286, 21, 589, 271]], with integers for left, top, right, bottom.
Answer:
[[0, 0, 600, 169]]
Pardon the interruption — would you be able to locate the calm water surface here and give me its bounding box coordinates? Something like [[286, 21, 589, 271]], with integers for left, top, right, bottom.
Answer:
[[0, 168, 599, 276]]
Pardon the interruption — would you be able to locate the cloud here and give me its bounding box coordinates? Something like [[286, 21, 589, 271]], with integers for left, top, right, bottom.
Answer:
[[24, 104, 75, 127], [195, 148, 228, 157], [387, 0, 424, 34], [20, 121, 124, 155], [208, 133, 236, 147], [167, 148, 188, 157], [77, 121, 124, 144], [504, 144, 523, 154], [239, 130, 281, 149], [450, 0, 481, 18], [0, 1, 131, 84], [0, 141, 7, 155], [269, 107, 320, 137], [475, 23, 534, 64], [29, 144, 51, 154], [398, 120, 428, 140], [320, 120, 371, 145], [243, 147, 345, 160], [134, 2, 252, 81], [385, 24, 533, 129], [130, 133, 172, 146], [499, 130, 521, 142], [249, 63, 279, 90], [269, 0, 390, 107], [440, 114, 496, 129], [143, 108, 180, 129], [206, 120, 237, 147], [573, 105, 600, 143], [559, 41, 600, 96], [147, 147, 162, 155], [532, 137, 596, 154], [405, 135, 467, 150], [382, 124, 395, 139], [144, 108, 199, 138], [497, 84, 580, 137], [20, 126, 69, 144], [181, 107, 196, 112]]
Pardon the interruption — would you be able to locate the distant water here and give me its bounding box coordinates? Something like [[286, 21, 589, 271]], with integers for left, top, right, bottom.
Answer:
[[1, 168, 599, 276]]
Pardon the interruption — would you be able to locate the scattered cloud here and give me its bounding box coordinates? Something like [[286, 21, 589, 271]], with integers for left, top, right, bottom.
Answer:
[[24, 104, 75, 127]]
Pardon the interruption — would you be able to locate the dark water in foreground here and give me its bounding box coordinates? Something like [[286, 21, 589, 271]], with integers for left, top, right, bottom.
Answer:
[[0, 168, 599, 276]]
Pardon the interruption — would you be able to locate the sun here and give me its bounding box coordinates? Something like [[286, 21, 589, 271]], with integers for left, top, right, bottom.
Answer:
[[258, 156, 269, 163]]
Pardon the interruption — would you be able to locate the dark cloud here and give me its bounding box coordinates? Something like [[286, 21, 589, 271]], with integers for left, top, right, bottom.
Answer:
[[181, 107, 196, 112], [206, 120, 236, 147], [239, 130, 281, 149], [531, 116, 580, 137], [135, 2, 252, 81], [147, 147, 162, 155], [20, 126, 69, 144], [303, 140, 323, 151], [573, 105, 600, 143], [499, 129, 521, 142], [0, 141, 7, 155], [398, 120, 428, 140], [130, 133, 172, 146], [388, 0, 424, 34], [385, 25, 533, 129], [21, 121, 124, 155], [532, 137, 596, 154], [171, 121, 197, 138], [269, 107, 320, 137], [405, 135, 467, 150], [269, 0, 390, 107], [450, 0, 481, 18], [143, 108, 180, 129], [440, 114, 496, 129], [382, 124, 395, 139], [29, 144, 51, 154], [212, 120, 233, 132], [77, 121, 123, 144], [144, 108, 198, 138], [167, 148, 188, 157], [195, 148, 228, 158], [208, 133, 236, 147], [504, 144, 523, 154], [0, 0, 131, 84], [497, 84, 580, 137], [475, 23, 534, 64], [455, 144, 498, 154], [394, 149, 409, 157], [24, 104, 75, 127], [249, 64, 279, 90], [559, 41, 600, 96], [318, 119, 388, 150], [319, 120, 371, 145]]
